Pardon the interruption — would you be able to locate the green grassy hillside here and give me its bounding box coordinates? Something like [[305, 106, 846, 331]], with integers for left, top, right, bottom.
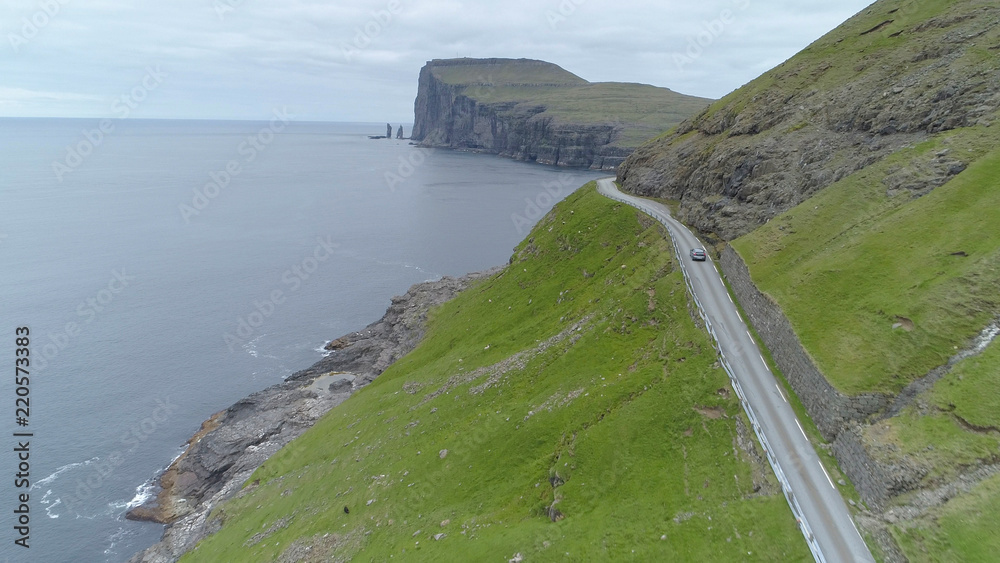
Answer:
[[731, 94, 1000, 563], [428, 59, 713, 148], [526, 83, 715, 148], [431, 58, 588, 87], [734, 122, 1000, 396], [618, 0, 1000, 239], [180, 185, 809, 561], [605, 1, 1000, 558], [702, 0, 999, 123]]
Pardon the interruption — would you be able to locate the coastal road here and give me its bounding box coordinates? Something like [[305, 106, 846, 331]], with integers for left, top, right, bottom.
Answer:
[[597, 178, 874, 563]]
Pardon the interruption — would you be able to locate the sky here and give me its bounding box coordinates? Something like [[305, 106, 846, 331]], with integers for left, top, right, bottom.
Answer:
[[1, 0, 875, 123]]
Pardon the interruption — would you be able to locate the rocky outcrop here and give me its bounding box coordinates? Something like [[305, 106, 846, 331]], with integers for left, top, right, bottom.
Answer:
[[618, 1, 1000, 239], [412, 58, 710, 170], [127, 268, 498, 563]]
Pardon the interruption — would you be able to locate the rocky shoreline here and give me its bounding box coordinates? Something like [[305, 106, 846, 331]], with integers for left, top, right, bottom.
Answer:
[[126, 268, 499, 563]]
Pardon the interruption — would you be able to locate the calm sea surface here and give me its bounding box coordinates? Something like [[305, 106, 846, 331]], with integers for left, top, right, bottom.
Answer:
[[0, 118, 603, 562]]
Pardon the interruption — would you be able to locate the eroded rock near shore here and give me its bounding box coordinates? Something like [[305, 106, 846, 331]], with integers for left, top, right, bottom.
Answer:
[[125, 373, 357, 526], [127, 268, 498, 563], [323, 336, 351, 351]]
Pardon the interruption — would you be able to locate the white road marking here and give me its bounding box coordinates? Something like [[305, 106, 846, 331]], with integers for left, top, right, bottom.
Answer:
[[820, 462, 835, 489], [795, 419, 808, 440], [727, 293, 733, 303], [759, 353, 767, 365], [598, 179, 875, 561]]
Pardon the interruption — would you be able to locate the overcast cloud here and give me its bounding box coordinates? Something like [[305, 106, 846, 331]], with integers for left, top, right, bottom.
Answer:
[[1, 0, 873, 122]]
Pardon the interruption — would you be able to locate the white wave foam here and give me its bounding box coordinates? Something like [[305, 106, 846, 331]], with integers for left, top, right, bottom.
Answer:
[[103, 525, 133, 557], [243, 334, 265, 358], [40, 491, 62, 519], [32, 456, 100, 490], [124, 478, 156, 511], [112, 448, 184, 515]]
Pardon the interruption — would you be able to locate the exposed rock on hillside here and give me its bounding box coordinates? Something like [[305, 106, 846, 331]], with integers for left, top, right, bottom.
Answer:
[[127, 269, 497, 563], [412, 58, 711, 170], [618, 1, 1000, 558], [618, 1, 1000, 239]]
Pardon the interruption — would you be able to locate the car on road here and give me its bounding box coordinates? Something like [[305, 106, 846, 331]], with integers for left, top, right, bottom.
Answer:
[[690, 248, 707, 261]]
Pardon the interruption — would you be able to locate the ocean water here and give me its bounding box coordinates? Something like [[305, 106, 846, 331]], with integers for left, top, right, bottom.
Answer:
[[0, 118, 603, 562]]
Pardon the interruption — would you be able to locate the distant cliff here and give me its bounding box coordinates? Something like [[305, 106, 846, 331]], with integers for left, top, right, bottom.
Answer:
[[411, 58, 711, 170]]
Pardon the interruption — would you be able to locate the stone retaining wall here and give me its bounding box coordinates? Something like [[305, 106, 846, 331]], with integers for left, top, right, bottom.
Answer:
[[718, 245, 891, 440], [831, 425, 928, 510], [718, 245, 904, 509]]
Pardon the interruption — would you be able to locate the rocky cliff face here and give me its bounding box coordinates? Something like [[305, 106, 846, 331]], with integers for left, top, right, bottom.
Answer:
[[618, 1, 1000, 239], [127, 270, 497, 563], [412, 58, 708, 170]]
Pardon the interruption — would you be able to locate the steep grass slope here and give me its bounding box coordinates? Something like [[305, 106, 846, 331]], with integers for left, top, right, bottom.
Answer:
[[179, 185, 809, 561], [619, 0, 1000, 239], [723, 43, 1000, 563], [734, 125, 1000, 396], [611, 1, 1000, 557], [734, 115, 1000, 563]]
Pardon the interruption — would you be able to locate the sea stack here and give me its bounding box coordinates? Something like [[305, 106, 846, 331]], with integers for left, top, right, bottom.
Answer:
[[386, 123, 392, 139], [396, 125, 404, 139]]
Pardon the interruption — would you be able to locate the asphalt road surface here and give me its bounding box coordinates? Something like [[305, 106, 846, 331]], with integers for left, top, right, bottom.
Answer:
[[598, 178, 874, 563]]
